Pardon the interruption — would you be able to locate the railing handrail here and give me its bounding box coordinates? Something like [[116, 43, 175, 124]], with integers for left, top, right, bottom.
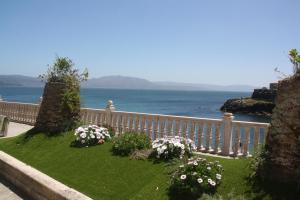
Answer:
[[0, 100, 39, 106], [113, 110, 223, 123]]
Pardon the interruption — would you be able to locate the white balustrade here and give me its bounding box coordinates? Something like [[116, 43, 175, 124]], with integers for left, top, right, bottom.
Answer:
[[0, 99, 270, 157]]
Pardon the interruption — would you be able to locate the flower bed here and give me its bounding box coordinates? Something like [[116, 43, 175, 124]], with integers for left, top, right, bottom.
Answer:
[[152, 136, 196, 160], [74, 125, 111, 147], [170, 157, 223, 197]]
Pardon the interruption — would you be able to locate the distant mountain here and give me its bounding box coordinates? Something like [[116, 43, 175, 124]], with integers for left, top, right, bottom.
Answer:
[[82, 75, 158, 89], [155, 81, 256, 92], [0, 75, 42, 87], [0, 74, 256, 92], [83, 75, 256, 91]]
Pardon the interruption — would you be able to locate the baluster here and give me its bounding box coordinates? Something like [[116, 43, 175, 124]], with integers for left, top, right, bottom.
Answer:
[[214, 124, 221, 154], [141, 115, 146, 134], [174, 119, 180, 136], [29, 105, 33, 123], [81, 109, 87, 124], [153, 116, 159, 140], [92, 110, 98, 124], [205, 123, 212, 152], [124, 114, 129, 132], [197, 122, 204, 151], [233, 125, 241, 156], [243, 127, 250, 156], [159, 117, 166, 138], [114, 114, 120, 134], [190, 121, 196, 142], [167, 118, 173, 136], [128, 114, 134, 132], [134, 115, 140, 133], [147, 116, 153, 139], [253, 127, 260, 150], [118, 114, 124, 135], [181, 120, 187, 139]]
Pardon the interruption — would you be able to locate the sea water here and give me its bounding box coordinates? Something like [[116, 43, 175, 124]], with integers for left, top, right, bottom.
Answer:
[[0, 87, 270, 123]]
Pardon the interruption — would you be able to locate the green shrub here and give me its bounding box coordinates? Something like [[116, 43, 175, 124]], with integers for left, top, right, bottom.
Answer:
[[169, 157, 223, 199], [248, 146, 270, 182], [112, 133, 151, 156]]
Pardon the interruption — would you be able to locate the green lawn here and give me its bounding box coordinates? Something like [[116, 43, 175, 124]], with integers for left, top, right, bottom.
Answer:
[[0, 132, 257, 200]]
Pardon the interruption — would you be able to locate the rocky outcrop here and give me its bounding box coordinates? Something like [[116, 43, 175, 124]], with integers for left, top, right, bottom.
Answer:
[[221, 83, 277, 116], [251, 88, 277, 102], [220, 98, 275, 116], [266, 72, 300, 184]]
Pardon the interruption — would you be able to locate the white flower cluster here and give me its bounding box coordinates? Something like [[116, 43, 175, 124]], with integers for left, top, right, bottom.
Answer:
[[152, 136, 196, 159], [74, 125, 110, 145], [172, 157, 223, 195]]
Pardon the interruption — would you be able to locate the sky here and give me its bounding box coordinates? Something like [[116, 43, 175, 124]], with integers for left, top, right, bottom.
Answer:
[[0, 0, 299, 87]]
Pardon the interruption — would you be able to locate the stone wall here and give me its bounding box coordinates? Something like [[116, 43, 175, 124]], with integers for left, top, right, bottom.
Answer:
[[251, 89, 277, 102], [34, 82, 80, 133], [267, 72, 300, 184]]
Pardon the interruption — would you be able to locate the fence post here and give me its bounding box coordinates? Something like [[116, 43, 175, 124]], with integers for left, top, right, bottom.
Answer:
[[105, 100, 115, 127], [222, 112, 234, 156], [39, 96, 43, 104]]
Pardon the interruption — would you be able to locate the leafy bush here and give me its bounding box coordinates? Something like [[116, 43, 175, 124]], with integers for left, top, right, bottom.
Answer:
[[248, 146, 270, 182], [170, 157, 223, 198], [112, 133, 151, 156], [74, 125, 111, 147], [152, 136, 196, 160]]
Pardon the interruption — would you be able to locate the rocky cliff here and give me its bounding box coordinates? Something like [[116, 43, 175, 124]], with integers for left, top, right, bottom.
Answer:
[[220, 98, 275, 116], [220, 83, 277, 116]]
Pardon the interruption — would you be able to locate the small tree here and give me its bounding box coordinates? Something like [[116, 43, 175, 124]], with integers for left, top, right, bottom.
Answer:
[[34, 56, 88, 134], [289, 48, 300, 74]]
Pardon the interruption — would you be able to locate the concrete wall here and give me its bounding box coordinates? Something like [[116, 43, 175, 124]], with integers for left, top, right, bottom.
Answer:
[[0, 151, 91, 200]]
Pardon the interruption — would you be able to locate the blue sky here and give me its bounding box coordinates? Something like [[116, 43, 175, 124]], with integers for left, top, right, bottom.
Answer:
[[0, 0, 299, 86]]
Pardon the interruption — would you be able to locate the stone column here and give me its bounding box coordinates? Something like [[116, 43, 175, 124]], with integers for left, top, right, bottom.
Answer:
[[222, 112, 234, 156], [105, 100, 115, 127]]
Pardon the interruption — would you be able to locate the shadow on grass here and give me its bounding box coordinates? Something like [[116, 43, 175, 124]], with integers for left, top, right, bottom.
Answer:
[[167, 184, 207, 200], [15, 128, 68, 145], [246, 176, 300, 200]]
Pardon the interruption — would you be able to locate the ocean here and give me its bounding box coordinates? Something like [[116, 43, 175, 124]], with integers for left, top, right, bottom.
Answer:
[[0, 87, 270, 123]]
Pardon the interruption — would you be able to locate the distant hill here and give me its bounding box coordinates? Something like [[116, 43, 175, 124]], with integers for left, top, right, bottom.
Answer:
[[0, 74, 256, 92], [0, 75, 42, 87], [82, 75, 157, 89]]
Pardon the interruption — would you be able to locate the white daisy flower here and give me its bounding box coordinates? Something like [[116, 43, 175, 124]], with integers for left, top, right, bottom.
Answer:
[[197, 178, 203, 183], [210, 180, 216, 186], [180, 175, 187, 180]]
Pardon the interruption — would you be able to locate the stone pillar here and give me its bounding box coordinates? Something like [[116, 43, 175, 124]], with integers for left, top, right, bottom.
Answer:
[[34, 82, 80, 133], [266, 72, 300, 184], [105, 100, 115, 127], [222, 112, 234, 156]]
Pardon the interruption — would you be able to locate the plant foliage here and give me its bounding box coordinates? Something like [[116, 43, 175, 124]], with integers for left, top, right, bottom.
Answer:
[[112, 133, 151, 156], [169, 157, 223, 199]]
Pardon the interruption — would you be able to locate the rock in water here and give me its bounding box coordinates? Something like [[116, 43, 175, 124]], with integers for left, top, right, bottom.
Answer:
[[220, 98, 275, 116]]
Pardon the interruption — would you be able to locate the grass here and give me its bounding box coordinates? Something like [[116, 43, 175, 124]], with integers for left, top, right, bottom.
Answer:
[[0, 131, 267, 200]]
